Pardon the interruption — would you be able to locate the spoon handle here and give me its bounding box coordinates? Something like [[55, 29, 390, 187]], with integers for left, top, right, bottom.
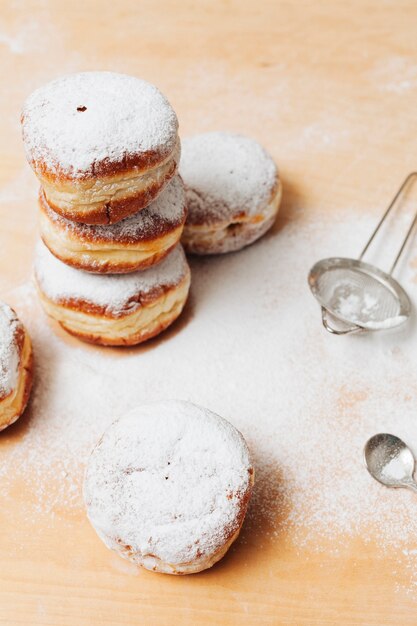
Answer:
[[404, 480, 417, 494]]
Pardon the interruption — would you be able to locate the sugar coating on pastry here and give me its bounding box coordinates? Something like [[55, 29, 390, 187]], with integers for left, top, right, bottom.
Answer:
[[35, 242, 191, 346], [34, 241, 188, 317], [40, 175, 187, 273], [83, 400, 254, 574], [0, 302, 33, 430], [42, 175, 186, 244], [22, 71, 179, 179], [0, 303, 21, 399], [180, 131, 281, 254]]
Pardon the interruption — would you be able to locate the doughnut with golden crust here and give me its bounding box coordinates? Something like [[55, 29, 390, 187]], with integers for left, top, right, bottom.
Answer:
[[84, 400, 254, 574], [39, 176, 187, 274], [21, 72, 180, 224], [180, 132, 282, 255], [34, 242, 190, 346], [0, 302, 33, 430]]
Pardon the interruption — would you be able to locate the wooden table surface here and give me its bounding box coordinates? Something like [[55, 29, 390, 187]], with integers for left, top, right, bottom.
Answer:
[[2, 1, 417, 624]]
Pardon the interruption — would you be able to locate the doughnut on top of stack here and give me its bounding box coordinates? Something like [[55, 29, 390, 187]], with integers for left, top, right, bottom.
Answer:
[[21, 72, 181, 224]]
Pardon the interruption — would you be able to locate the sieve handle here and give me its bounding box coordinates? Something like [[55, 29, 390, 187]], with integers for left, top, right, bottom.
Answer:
[[321, 307, 363, 335], [358, 171, 417, 273]]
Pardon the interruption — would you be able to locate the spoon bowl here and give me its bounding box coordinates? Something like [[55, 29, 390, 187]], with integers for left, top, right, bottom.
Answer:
[[364, 433, 417, 491]]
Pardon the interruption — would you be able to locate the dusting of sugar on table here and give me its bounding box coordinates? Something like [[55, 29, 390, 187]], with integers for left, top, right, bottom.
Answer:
[[2, 209, 417, 592]]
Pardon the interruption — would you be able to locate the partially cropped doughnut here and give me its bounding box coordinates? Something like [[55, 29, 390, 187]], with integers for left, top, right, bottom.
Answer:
[[39, 175, 187, 274], [34, 242, 190, 346], [0, 302, 33, 430], [84, 400, 254, 575], [22, 72, 180, 225], [180, 132, 282, 255]]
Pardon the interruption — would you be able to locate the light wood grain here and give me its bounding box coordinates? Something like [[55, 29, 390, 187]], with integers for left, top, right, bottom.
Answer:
[[1, 1, 417, 623]]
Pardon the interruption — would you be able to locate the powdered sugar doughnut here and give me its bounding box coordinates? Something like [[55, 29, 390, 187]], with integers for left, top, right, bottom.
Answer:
[[22, 72, 180, 225], [0, 302, 33, 430], [39, 176, 187, 274], [84, 400, 254, 575], [34, 242, 190, 346], [180, 132, 282, 254]]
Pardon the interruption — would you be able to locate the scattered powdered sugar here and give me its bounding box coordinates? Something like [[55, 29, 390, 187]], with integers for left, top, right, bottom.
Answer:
[[370, 56, 417, 94], [382, 456, 408, 481], [0, 301, 21, 398], [21, 72, 179, 177], [84, 400, 252, 567], [292, 116, 352, 152], [366, 315, 408, 330], [180, 132, 277, 224], [4, 208, 417, 591], [332, 289, 379, 322], [322, 271, 407, 330], [0, 19, 40, 55], [0, 166, 38, 206], [0, 29, 27, 55], [44, 175, 186, 243], [34, 241, 188, 316], [0, 9, 61, 57]]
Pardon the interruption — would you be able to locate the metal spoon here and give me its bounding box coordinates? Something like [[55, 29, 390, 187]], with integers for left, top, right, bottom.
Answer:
[[364, 433, 417, 493]]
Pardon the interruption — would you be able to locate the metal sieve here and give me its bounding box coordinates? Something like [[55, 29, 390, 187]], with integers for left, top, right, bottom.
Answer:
[[308, 173, 417, 335]]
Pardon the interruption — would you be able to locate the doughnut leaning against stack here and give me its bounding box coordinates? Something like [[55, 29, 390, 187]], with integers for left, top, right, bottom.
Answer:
[[180, 131, 282, 255], [84, 400, 254, 574], [0, 301, 33, 430], [22, 72, 190, 346]]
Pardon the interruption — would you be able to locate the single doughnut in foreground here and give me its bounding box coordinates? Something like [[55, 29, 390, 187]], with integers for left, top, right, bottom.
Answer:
[[22, 71, 180, 224], [34, 242, 191, 346], [180, 131, 282, 254], [83, 400, 254, 574], [0, 301, 33, 430], [39, 175, 187, 274]]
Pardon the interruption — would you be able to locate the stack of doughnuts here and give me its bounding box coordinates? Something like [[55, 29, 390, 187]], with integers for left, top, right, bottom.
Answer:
[[22, 72, 190, 346], [20, 74, 275, 573], [179, 131, 282, 255]]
